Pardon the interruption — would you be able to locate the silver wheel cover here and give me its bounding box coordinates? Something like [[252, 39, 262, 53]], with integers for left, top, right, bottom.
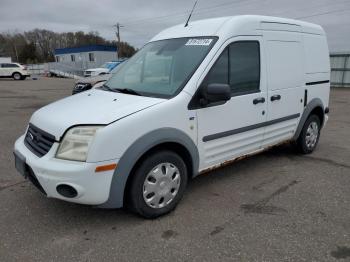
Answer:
[[143, 163, 181, 209], [305, 121, 319, 149]]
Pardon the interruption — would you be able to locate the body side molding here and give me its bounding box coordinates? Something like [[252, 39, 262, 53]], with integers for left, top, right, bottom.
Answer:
[[305, 80, 329, 86], [99, 128, 199, 209], [203, 113, 300, 142]]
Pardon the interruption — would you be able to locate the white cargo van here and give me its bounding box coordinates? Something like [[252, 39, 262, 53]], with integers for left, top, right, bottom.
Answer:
[[14, 16, 330, 218]]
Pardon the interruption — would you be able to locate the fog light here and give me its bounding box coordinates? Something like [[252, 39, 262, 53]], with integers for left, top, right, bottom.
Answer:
[[56, 184, 78, 198]]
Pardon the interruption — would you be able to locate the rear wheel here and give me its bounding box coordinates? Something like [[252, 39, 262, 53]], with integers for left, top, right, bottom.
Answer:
[[297, 115, 321, 154], [12, 72, 22, 80], [127, 150, 188, 218]]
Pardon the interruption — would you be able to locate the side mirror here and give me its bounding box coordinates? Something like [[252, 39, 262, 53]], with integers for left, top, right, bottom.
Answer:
[[200, 83, 231, 107]]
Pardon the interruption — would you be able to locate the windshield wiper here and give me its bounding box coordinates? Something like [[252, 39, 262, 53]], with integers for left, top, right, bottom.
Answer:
[[100, 85, 141, 96], [100, 84, 114, 91], [114, 88, 141, 96]]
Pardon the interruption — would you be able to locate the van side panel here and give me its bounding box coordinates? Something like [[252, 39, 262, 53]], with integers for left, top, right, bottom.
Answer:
[[303, 33, 330, 75], [265, 37, 304, 92], [261, 22, 330, 149], [261, 28, 305, 148], [302, 32, 330, 112]]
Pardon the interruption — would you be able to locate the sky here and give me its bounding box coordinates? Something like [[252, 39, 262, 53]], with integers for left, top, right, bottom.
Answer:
[[0, 0, 349, 52]]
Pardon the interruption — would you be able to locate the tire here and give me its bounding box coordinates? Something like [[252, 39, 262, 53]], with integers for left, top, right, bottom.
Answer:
[[127, 150, 188, 218], [12, 72, 22, 80], [297, 114, 321, 154]]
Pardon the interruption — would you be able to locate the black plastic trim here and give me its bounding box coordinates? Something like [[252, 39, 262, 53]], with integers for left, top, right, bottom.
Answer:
[[305, 80, 330, 86], [203, 113, 300, 142], [27, 166, 47, 195], [304, 89, 308, 107]]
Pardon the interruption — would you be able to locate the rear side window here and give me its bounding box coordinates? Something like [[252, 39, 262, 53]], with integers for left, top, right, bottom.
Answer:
[[1, 63, 19, 68], [203, 41, 260, 96]]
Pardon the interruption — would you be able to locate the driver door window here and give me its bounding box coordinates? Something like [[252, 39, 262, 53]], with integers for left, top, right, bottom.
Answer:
[[203, 41, 260, 96]]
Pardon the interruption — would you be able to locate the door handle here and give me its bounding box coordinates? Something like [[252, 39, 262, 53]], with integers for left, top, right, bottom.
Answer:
[[253, 97, 265, 105], [270, 94, 281, 101]]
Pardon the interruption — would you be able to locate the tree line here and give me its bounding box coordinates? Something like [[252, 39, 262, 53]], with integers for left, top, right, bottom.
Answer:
[[0, 29, 137, 64]]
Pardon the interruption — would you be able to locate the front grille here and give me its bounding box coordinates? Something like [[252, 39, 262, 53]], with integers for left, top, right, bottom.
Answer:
[[24, 124, 56, 157]]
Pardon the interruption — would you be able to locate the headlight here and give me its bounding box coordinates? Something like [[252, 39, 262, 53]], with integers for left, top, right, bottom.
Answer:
[[56, 126, 103, 162], [74, 83, 92, 91]]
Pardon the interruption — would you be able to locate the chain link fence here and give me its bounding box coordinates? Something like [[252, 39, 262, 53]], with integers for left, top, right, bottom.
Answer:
[[330, 53, 350, 88], [26, 63, 84, 79]]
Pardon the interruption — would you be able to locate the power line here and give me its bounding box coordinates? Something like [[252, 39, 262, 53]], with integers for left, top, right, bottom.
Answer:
[[267, 0, 349, 17], [121, 0, 251, 26], [295, 6, 350, 19], [123, 0, 350, 29], [118, 1, 350, 44]]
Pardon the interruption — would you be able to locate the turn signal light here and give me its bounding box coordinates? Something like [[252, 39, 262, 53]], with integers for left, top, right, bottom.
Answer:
[[95, 163, 117, 172]]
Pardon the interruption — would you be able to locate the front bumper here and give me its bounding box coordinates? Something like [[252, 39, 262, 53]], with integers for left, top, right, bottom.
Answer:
[[14, 135, 118, 205]]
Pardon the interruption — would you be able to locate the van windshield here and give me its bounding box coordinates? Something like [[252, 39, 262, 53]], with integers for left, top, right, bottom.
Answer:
[[104, 37, 216, 98]]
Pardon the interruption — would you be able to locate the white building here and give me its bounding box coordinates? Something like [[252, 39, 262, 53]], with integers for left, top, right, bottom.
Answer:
[[0, 57, 12, 63], [54, 45, 118, 71]]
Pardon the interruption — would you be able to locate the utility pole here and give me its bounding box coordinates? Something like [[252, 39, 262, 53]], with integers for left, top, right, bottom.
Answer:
[[114, 22, 124, 59], [114, 22, 124, 44], [14, 44, 19, 62]]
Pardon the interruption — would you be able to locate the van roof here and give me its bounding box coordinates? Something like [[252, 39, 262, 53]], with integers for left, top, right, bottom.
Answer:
[[150, 15, 325, 42]]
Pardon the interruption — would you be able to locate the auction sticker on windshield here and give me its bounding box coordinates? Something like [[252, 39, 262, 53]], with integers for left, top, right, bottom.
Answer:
[[185, 38, 213, 46]]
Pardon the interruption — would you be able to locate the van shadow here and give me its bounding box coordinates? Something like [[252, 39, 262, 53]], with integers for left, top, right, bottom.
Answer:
[[26, 143, 299, 227]]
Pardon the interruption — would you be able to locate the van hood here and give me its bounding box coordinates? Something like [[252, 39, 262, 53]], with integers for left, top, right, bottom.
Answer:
[[30, 89, 165, 140]]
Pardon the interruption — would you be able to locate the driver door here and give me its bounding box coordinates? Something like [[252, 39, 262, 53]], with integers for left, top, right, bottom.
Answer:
[[195, 37, 268, 171]]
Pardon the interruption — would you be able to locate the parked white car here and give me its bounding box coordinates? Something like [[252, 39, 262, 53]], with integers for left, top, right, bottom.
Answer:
[[0, 63, 30, 80], [14, 15, 330, 218], [73, 61, 125, 94], [83, 61, 122, 77]]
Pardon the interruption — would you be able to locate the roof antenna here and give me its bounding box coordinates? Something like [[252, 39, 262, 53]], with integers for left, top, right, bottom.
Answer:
[[185, 0, 198, 27]]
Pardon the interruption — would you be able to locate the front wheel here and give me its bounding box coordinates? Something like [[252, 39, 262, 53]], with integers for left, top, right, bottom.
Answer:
[[297, 115, 321, 154], [13, 72, 22, 80], [127, 150, 188, 218]]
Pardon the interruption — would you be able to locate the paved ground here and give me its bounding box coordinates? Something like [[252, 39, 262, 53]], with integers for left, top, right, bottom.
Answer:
[[0, 78, 349, 262]]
